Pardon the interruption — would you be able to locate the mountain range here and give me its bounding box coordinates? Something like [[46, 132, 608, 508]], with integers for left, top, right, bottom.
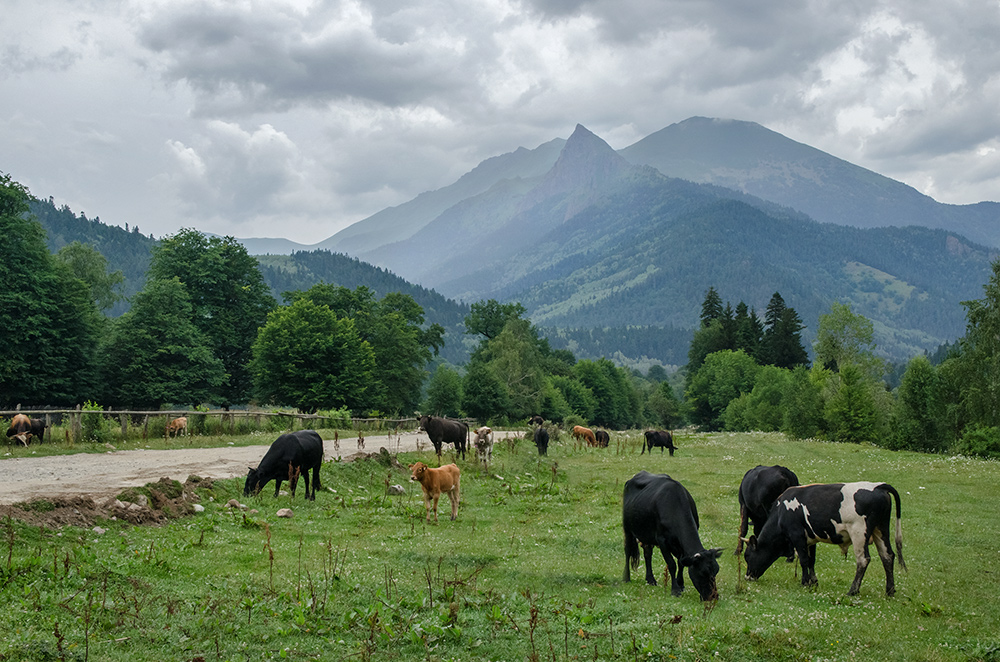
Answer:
[[30, 116, 1000, 365]]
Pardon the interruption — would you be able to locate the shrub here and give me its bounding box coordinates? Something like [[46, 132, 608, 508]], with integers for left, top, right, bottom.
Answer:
[[81, 400, 111, 443], [954, 425, 1000, 459]]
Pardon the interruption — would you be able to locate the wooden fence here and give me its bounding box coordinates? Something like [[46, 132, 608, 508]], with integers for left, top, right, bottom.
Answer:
[[2, 406, 423, 444]]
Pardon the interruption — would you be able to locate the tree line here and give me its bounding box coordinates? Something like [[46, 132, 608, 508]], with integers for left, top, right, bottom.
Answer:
[[5, 170, 1000, 460]]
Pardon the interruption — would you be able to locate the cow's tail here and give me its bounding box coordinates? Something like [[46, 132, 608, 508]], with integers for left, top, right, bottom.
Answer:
[[880, 483, 906, 571], [624, 528, 640, 580]]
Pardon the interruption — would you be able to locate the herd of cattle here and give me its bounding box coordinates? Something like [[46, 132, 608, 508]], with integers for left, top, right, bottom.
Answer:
[[8, 411, 904, 601], [235, 415, 906, 601]]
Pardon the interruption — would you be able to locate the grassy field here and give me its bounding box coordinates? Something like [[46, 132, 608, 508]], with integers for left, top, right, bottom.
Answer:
[[2, 430, 999, 661]]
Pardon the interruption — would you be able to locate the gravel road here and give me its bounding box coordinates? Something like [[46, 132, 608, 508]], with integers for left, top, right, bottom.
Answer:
[[0, 431, 435, 506]]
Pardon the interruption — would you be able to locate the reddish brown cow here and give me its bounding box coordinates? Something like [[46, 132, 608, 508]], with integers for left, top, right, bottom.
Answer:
[[572, 425, 597, 447], [166, 417, 188, 438], [409, 461, 461, 523]]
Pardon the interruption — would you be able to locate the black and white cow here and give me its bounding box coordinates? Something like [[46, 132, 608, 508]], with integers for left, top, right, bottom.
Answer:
[[735, 465, 800, 556], [743, 482, 906, 596], [622, 471, 723, 601]]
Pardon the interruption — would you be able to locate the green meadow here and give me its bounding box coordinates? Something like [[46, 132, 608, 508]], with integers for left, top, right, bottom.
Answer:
[[3, 430, 999, 661]]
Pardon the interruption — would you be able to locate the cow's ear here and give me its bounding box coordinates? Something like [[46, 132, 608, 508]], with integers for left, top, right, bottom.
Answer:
[[747, 535, 758, 548], [709, 548, 724, 559]]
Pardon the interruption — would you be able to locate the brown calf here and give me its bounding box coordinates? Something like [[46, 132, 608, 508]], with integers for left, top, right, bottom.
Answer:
[[572, 425, 597, 447], [409, 461, 461, 523], [166, 417, 188, 438]]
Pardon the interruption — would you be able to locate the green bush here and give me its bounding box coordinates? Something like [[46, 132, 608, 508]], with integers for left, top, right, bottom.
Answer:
[[954, 425, 1000, 459], [81, 400, 111, 443]]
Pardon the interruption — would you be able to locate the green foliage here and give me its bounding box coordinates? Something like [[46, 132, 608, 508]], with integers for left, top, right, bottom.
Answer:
[[290, 284, 443, 415], [724, 365, 791, 432], [464, 299, 527, 340], [781, 366, 826, 439], [251, 298, 375, 413], [892, 355, 947, 452], [955, 260, 1000, 429], [1, 174, 102, 406], [824, 364, 884, 444], [425, 365, 463, 418], [686, 350, 760, 431], [80, 400, 112, 443], [150, 229, 276, 406], [98, 278, 226, 409], [550, 375, 596, 421], [572, 358, 642, 429], [645, 380, 683, 428], [814, 301, 885, 378], [54, 241, 125, 311], [954, 425, 1000, 459], [460, 362, 508, 422]]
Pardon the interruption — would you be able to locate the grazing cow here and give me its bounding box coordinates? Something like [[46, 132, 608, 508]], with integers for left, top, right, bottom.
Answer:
[[572, 425, 597, 447], [533, 426, 549, 456], [166, 417, 187, 438], [743, 482, 906, 596], [28, 417, 46, 443], [6, 414, 33, 446], [527, 415, 544, 426], [642, 430, 676, 456], [418, 415, 468, 461], [409, 461, 460, 523], [622, 471, 723, 601], [595, 430, 610, 448], [245, 430, 324, 500], [735, 465, 800, 556], [474, 426, 494, 466]]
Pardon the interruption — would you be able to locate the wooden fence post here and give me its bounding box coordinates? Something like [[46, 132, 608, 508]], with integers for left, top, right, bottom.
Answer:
[[72, 404, 82, 444], [120, 414, 128, 441]]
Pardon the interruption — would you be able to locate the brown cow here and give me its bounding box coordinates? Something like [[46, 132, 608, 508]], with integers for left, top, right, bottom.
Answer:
[[409, 461, 461, 523], [166, 417, 188, 438], [572, 425, 597, 447], [6, 414, 32, 446]]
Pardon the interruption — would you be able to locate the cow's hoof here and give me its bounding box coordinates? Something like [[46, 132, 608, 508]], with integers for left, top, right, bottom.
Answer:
[[645, 579, 657, 587], [671, 589, 683, 597]]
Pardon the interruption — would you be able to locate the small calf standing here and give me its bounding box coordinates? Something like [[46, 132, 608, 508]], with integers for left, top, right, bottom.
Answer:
[[409, 461, 460, 523], [474, 426, 494, 466], [166, 417, 187, 438]]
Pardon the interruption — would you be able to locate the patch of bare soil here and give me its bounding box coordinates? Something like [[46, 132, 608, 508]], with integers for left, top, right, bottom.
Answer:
[[2, 475, 211, 529]]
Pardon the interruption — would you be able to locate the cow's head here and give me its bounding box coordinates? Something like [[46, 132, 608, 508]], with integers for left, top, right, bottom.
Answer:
[[244, 467, 261, 496], [681, 547, 724, 601], [13, 433, 31, 446], [742, 534, 789, 581], [417, 416, 430, 431], [409, 462, 428, 482]]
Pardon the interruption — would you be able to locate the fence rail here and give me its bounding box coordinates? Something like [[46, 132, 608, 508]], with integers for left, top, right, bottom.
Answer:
[[2, 406, 424, 444]]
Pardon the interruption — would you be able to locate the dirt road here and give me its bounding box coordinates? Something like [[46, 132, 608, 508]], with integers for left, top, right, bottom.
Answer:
[[0, 431, 434, 506]]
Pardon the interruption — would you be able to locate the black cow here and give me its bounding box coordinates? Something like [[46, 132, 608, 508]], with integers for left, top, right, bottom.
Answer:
[[735, 465, 799, 556], [595, 430, 610, 447], [641, 430, 676, 456], [622, 471, 723, 601], [527, 415, 544, 426], [28, 418, 46, 443], [418, 415, 468, 461], [743, 482, 906, 596], [533, 426, 549, 456], [245, 430, 324, 500]]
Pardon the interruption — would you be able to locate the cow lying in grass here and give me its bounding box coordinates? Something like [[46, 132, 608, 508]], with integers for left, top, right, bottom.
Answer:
[[245, 430, 324, 500], [409, 461, 460, 523]]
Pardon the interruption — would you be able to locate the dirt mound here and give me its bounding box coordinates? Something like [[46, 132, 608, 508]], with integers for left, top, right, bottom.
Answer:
[[3, 475, 214, 529]]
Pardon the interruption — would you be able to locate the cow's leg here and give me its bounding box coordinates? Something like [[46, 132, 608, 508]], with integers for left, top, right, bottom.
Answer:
[[423, 493, 433, 523], [848, 540, 871, 596], [432, 493, 441, 523], [662, 549, 683, 596], [872, 531, 896, 596], [797, 541, 818, 587], [641, 543, 657, 586], [449, 486, 459, 520], [310, 466, 321, 500]]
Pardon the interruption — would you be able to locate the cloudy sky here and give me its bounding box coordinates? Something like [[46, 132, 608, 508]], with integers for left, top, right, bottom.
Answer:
[[3, 0, 998, 245]]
